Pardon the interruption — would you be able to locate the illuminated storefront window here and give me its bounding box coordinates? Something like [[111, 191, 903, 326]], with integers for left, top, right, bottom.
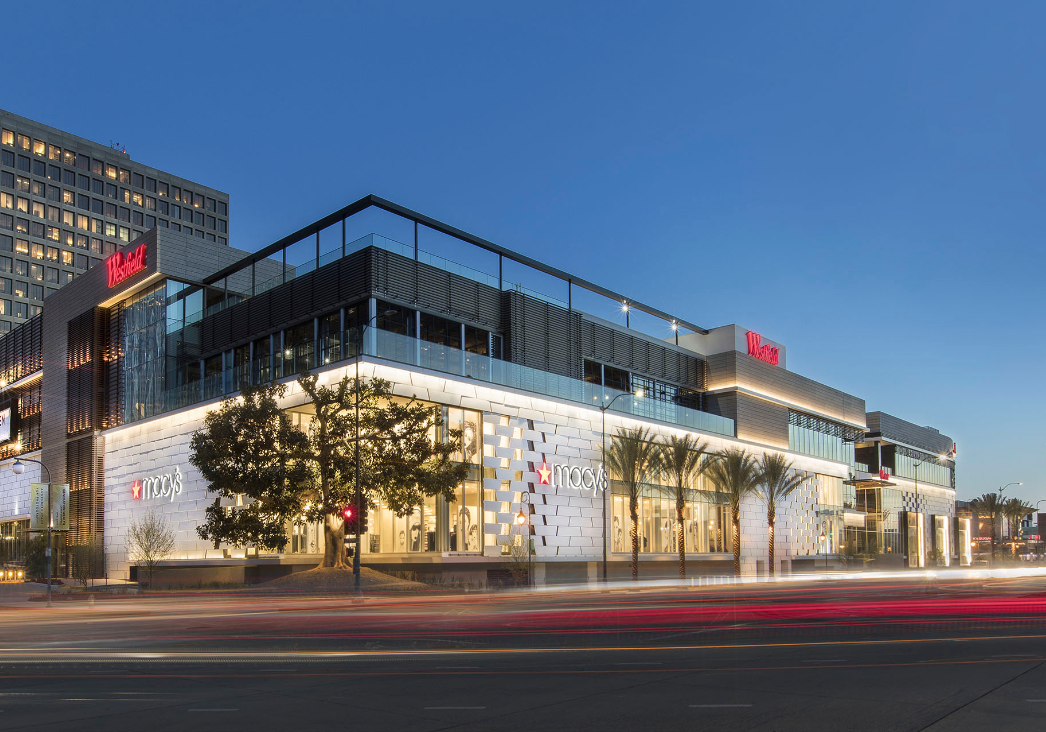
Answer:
[[610, 475, 731, 555], [284, 405, 484, 555]]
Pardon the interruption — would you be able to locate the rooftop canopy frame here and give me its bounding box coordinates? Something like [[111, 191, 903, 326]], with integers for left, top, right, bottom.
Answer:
[[202, 194, 709, 336]]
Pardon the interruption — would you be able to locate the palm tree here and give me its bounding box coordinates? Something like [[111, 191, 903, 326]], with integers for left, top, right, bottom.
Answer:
[[1004, 497, 1034, 560], [970, 492, 1003, 561], [658, 434, 711, 580], [705, 448, 762, 576], [756, 452, 806, 577], [605, 426, 661, 581]]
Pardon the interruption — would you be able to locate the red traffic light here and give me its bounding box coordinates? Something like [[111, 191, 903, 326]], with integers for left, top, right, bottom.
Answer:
[[342, 506, 355, 522]]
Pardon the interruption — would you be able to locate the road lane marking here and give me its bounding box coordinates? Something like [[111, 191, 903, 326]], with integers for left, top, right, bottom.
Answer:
[[425, 706, 486, 710], [690, 704, 753, 708], [4, 632, 1046, 661]]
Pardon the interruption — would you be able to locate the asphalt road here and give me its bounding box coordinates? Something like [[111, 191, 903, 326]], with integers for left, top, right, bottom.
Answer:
[[2, 574, 1045, 731]]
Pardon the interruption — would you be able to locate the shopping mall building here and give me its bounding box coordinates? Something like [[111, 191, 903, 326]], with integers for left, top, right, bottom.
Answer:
[[0, 196, 965, 585]]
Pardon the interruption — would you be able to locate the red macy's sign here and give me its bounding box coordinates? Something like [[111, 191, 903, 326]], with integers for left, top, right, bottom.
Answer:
[[746, 331, 779, 366], [106, 243, 147, 288]]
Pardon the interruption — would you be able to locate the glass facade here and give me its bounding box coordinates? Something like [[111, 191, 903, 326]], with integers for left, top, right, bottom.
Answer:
[[283, 405, 484, 556], [893, 446, 952, 488], [788, 411, 857, 464], [816, 478, 934, 560], [121, 282, 167, 422], [610, 475, 731, 555], [0, 518, 29, 565]]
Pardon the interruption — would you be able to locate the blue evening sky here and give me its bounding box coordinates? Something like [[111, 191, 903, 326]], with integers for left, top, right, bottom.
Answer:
[[13, 1, 1045, 502]]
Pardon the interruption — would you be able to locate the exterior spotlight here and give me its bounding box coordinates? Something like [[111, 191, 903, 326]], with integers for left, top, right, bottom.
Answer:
[[11, 460, 24, 475], [633, 389, 644, 398], [820, 532, 826, 542], [621, 302, 629, 313], [516, 509, 526, 525], [670, 321, 677, 331]]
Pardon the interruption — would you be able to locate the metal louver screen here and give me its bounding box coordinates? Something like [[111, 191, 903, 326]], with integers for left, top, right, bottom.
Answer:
[[67, 435, 104, 545], [66, 309, 105, 436]]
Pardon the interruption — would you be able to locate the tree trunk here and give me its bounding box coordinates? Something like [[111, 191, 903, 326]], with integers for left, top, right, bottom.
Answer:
[[630, 494, 639, 581], [732, 508, 741, 576], [768, 507, 776, 577], [319, 514, 350, 569], [677, 498, 686, 581]]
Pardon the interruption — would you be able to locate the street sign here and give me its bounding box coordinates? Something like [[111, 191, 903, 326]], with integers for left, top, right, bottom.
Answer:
[[29, 483, 70, 531]]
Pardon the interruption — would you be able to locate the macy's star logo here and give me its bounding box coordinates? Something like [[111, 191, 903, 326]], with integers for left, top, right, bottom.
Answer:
[[131, 480, 142, 500], [537, 461, 551, 485]]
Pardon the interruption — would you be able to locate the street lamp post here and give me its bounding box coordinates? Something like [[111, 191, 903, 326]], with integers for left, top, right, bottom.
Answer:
[[819, 519, 828, 572], [12, 457, 51, 607], [516, 493, 530, 587], [998, 482, 1023, 561], [597, 388, 643, 583], [998, 481, 1023, 498], [349, 309, 396, 594], [912, 460, 922, 569]]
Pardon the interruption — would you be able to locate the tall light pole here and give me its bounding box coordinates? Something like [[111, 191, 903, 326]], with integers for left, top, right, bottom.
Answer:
[[912, 460, 921, 569], [350, 309, 396, 594], [12, 457, 51, 607], [597, 387, 643, 583], [819, 520, 828, 571], [516, 492, 531, 587], [998, 481, 1023, 498], [998, 482, 1023, 554]]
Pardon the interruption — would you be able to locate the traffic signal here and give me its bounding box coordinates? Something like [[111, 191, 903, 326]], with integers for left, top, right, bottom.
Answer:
[[342, 504, 358, 533], [359, 501, 369, 534]]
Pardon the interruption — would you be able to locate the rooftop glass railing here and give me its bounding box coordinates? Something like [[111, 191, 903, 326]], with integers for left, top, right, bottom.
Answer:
[[202, 233, 571, 319], [144, 328, 734, 438]]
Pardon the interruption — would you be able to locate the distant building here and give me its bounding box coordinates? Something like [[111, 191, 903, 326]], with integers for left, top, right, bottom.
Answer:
[[0, 109, 228, 333]]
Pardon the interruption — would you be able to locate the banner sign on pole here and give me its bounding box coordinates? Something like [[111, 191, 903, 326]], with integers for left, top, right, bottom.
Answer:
[[29, 483, 70, 531]]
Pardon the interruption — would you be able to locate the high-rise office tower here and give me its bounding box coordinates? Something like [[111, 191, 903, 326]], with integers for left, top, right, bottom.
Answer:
[[0, 109, 229, 333]]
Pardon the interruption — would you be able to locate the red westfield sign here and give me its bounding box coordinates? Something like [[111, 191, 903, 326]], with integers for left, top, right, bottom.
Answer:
[[106, 243, 147, 288], [746, 331, 780, 366]]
